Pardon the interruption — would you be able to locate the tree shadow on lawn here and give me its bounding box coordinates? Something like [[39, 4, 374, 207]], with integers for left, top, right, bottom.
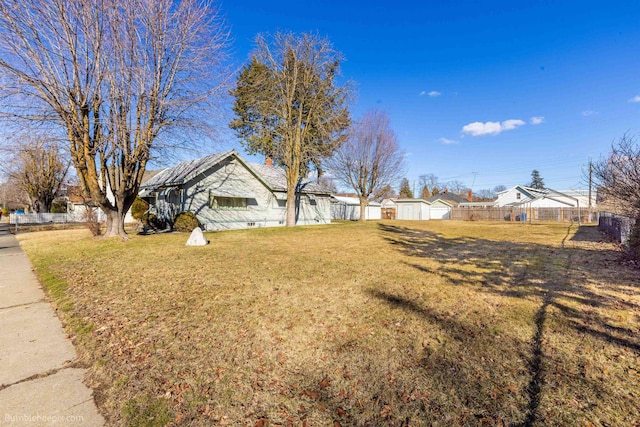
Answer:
[[374, 223, 640, 425]]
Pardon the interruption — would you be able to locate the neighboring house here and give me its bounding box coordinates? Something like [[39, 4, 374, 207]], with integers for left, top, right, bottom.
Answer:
[[139, 150, 331, 231], [495, 185, 588, 208], [381, 198, 397, 220], [67, 169, 162, 224], [395, 198, 431, 220], [66, 186, 104, 222], [558, 189, 597, 208], [330, 196, 381, 221], [425, 192, 469, 219]]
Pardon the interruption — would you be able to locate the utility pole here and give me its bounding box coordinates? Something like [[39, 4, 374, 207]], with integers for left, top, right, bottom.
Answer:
[[588, 159, 593, 208]]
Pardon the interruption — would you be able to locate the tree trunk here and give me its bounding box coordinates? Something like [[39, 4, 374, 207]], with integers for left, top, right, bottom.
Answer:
[[359, 196, 368, 221], [103, 208, 128, 240], [286, 190, 296, 227]]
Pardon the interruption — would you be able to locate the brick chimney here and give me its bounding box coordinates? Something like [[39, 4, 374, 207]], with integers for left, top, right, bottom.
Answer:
[[468, 189, 473, 202], [265, 156, 273, 166]]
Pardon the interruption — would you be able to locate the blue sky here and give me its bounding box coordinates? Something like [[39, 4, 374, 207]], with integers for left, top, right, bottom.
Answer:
[[220, 0, 640, 193]]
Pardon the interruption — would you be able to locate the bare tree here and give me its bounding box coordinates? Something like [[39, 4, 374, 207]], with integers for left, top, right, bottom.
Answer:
[[419, 174, 440, 192], [329, 110, 405, 221], [7, 139, 70, 213], [444, 180, 469, 196], [0, 179, 31, 211], [230, 31, 351, 226], [317, 175, 338, 194], [475, 188, 496, 201], [377, 184, 397, 201], [593, 135, 640, 216], [493, 184, 507, 193], [0, 0, 229, 238]]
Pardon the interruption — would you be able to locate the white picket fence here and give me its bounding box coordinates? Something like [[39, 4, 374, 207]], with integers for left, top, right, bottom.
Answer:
[[9, 211, 106, 225]]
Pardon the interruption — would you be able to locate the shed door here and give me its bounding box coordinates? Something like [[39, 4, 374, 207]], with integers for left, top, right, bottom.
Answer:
[[403, 205, 413, 220], [430, 207, 450, 220]]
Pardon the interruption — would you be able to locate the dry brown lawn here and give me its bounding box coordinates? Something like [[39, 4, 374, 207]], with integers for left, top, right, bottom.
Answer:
[[18, 221, 640, 426]]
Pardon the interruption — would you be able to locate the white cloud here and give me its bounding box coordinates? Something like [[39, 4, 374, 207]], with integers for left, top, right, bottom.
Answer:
[[428, 91, 441, 97], [501, 119, 525, 130], [581, 110, 598, 116], [438, 137, 458, 145], [530, 116, 544, 125], [419, 91, 426, 96], [629, 95, 640, 103], [461, 119, 525, 136]]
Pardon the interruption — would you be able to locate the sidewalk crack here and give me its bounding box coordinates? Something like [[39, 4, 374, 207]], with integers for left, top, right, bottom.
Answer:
[[0, 361, 80, 391], [0, 300, 45, 311]]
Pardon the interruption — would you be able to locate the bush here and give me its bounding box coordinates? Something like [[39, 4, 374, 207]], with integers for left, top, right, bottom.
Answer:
[[50, 199, 67, 213], [141, 212, 166, 231], [82, 206, 101, 236], [131, 197, 149, 221], [173, 211, 200, 232]]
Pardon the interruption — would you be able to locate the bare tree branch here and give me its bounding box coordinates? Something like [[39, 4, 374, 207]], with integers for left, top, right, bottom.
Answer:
[[5, 138, 70, 213], [0, 0, 230, 238], [329, 109, 405, 221], [593, 134, 640, 216]]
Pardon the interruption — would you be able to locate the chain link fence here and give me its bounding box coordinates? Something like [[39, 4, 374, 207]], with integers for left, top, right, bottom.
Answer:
[[598, 212, 637, 245]]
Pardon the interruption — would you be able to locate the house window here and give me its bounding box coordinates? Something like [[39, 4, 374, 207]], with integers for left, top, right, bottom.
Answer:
[[209, 192, 247, 210], [276, 199, 286, 208], [516, 193, 521, 200]]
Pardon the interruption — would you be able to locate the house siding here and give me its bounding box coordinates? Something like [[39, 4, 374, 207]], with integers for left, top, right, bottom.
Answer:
[[148, 156, 331, 231]]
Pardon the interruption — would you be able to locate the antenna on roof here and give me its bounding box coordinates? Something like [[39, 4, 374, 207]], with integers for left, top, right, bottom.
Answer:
[[471, 171, 478, 191]]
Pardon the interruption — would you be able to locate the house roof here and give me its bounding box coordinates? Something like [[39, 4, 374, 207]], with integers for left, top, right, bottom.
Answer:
[[141, 150, 235, 189], [499, 185, 579, 207], [141, 169, 163, 184], [394, 198, 432, 205], [247, 162, 328, 194], [425, 193, 468, 206], [140, 150, 329, 195], [429, 199, 455, 207]]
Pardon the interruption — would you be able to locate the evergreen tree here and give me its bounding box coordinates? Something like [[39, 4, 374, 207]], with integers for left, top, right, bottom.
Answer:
[[420, 185, 431, 199], [529, 169, 545, 189], [398, 178, 414, 198], [230, 32, 351, 226]]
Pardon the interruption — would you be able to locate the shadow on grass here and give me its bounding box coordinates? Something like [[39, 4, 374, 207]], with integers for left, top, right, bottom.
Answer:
[[375, 222, 640, 425], [569, 225, 614, 243]]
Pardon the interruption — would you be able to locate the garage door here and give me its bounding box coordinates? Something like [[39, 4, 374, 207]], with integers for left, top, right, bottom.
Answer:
[[430, 207, 450, 220]]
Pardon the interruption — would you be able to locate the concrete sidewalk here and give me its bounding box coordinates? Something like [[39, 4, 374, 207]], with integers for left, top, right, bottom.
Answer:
[[0, 222, 104, 426]]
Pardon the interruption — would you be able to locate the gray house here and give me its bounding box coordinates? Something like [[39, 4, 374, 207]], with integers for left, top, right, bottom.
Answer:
[[139, 150, 331, 231]]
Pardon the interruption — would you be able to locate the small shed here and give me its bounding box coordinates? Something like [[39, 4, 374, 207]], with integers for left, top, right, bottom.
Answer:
[[429, 199, 454, 220], [395, 198, 431, 221], [331, 196, 381, 220]]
